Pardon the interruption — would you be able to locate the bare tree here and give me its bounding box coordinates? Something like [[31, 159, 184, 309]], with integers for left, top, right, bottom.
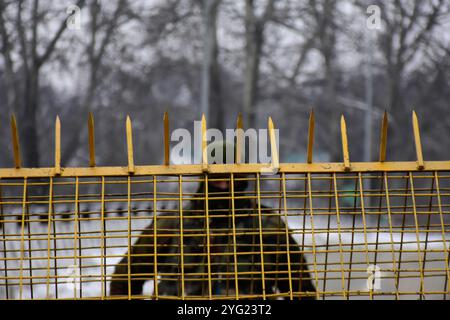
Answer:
[[361, 0, 447, 158], [0, 1, 17, 116], [61, 0, 128, 165], [243, 0, 275, 129], [0, 0, 86, 168], [199, 0, 223, 131], [0, 0, 449, 169], [307, 0, 340, 159], [373, 0, 445, 116]]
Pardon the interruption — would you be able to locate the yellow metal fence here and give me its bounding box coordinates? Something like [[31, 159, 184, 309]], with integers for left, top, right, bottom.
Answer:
[[0, 112, 449, 300]]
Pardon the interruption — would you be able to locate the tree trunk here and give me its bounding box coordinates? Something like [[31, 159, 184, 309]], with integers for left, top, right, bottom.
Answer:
[[21, 69, 40, 168], [243, 0, 265, 130], [208, 1, 224, 132], [201, 0, 223, 132], [317, 0, 338, 161], [324, 51, 340, 162]]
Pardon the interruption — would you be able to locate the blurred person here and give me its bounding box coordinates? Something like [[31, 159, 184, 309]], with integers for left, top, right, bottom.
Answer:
[[109, 141, 315, 299]]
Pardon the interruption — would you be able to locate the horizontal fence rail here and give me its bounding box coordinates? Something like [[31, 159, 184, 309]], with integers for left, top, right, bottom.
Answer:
[[0, 111, 449, 300]]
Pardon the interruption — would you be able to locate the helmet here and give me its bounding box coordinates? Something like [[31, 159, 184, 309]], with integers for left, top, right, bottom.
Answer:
[[206, 139, 235, 165], [198, 140, 248, 195]]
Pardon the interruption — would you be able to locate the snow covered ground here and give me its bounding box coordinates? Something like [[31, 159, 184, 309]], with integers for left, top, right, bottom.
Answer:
[[1, 202, 449, 300]]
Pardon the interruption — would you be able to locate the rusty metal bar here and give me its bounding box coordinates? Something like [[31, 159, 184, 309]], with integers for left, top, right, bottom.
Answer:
[[126, 115, 135, 173], [408, 172, 426, 299], [434, 171, 450, 293], [10, 115, 21, 168], [412, 111, 425, 170], [100, 176, 106, 299], [203, 174, 213, 299], [229, 173, 240, 299], [55, 116, 61, 175], [73, 176, 81, 299], [178, 175, 185, 299], [45, 177, 53, 298], [255, 173, 267, 299], [18, 178, 27, 299], [2, 161, 450, 178], [126, 176, 132, 300], [268, 117, 279, 170], [332, 173, 348, 299], [357, 173, 373, 300], [281, 173, 293, 299], [379, 111, 388, 162], [340, 115, 350, 171], [152, 175, 159, 299], [383, 172, 400, 300], [307, 172, 320, 299]]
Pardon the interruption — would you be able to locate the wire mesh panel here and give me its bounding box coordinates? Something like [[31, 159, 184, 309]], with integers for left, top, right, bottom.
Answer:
[[0, 112, 449, 299], [1, 170, 449, 300]]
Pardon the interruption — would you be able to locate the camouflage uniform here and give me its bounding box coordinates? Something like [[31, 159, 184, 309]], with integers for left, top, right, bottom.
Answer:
[[110, 177, 316, 299]]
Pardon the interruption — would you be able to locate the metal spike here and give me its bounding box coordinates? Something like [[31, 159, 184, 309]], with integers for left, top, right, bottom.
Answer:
[[379, 111, 388, 162], [88, 112, 96, 167], [10, 115, 21, 168], [412, 111, 424, 170], [340, 115, 350, 171], [307, 109, 315, 164], [126, 115, 135, 173], [268, 117, 279, 170], [164, 112, 170, 165], [55, 116, 61, 175]]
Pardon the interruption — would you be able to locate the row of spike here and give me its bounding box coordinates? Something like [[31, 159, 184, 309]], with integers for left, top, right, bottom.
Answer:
[[340, 110, 424, 170], [7, 110, 424, 172]]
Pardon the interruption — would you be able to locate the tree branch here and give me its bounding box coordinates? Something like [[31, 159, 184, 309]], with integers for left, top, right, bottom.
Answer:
[[31, 0, 39, 64], [16, 0, 29, 74], [0, 1, 17, 112], [36, 0, 86, 68], [94, 0, 126, 66]]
